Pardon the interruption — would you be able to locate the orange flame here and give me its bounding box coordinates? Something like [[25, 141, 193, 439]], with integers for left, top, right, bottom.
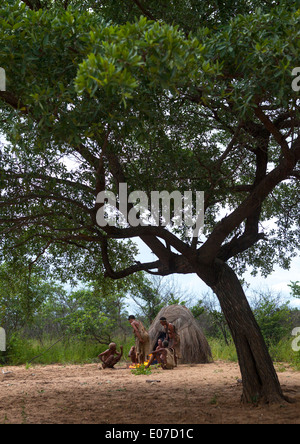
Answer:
[[129, 354, 152, 369]]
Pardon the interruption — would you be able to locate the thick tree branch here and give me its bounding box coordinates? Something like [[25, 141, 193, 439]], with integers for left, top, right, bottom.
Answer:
[[0, 91, 30, 115], [101, 235, 194, 279], [242, 127, 269, 244], [131, 0, 155, 20], [21, 0, 43, 10], [101, 237, 161, 279], [289, 170, 300, 179], [0, 170, 95, 195], [255, 106, 292, 162], [103, 225, 193, 258], [73, 143, 99, 170], [198, 135, 300, 263], [0, 192, 92, 213], [218, 232, 267, 261], [214, 122, 244, 170], [100, 141, 194, 269]]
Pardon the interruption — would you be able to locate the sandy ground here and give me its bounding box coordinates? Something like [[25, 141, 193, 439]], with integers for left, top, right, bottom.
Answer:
[[0, 360, 299, 424]]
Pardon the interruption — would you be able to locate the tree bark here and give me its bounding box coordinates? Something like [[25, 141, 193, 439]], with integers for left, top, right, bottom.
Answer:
[[197, 260, 287, 404]]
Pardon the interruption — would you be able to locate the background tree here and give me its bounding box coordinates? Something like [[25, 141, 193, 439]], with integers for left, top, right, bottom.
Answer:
[[130, 275, 192, 324], [0, 262, 57, 335], [289, 281, 300, 299], [251, 290, 293, 347], [61, 280, 131, 344], [195, 295, 231, 346], [0, 0, 299, 403], [22, 281, 69, 343]]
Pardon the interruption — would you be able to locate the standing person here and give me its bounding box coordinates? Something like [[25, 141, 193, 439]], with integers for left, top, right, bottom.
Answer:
[[159, 317, 181, 366], [98, 343, 123, 369], [128, 315, 150, 364]]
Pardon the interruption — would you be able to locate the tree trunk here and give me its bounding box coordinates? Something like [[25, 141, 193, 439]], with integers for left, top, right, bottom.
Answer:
[[198, 260, 287, 404]]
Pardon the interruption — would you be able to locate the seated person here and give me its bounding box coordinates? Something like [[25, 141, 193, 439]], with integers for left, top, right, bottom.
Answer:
[[98, 343, 123, 369], [145, 340, 175, 370], [154, 338, 163, 364], [160, 317, 180, 366]]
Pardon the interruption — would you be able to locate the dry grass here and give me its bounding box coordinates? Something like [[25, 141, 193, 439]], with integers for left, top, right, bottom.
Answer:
[[149, 305, 212, 364]]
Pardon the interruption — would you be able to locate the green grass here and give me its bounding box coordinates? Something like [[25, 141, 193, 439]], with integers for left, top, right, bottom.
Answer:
[[268, 338, 300, 370], [130, 364, 152, 375], [1, 335, 299, 371], [1, 336, 134, 366], [7, 339, 102, 365], [208, 338, 238, 362], [208, 337, 300, 370]]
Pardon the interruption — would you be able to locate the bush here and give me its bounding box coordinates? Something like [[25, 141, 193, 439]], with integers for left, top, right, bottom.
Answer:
[[251, 291, 292, 346]]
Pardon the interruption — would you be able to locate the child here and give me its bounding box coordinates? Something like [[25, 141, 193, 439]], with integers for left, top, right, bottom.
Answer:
[[128, 345, 138, 365], [159, 317, 180, 366], [98, 343, 123, 369]]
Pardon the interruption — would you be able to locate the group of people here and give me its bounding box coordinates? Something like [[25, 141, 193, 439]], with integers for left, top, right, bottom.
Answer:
[[98, 315, 180, 370]]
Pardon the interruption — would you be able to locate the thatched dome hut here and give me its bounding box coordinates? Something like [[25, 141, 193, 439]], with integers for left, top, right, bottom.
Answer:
[[149, 305, 212, 364]]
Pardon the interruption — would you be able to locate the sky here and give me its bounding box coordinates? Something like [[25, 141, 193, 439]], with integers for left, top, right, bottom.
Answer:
[[133, 237, 300, 309]]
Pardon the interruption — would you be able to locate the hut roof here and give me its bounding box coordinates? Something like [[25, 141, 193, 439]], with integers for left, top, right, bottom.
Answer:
[[149, 305, 212, 364]]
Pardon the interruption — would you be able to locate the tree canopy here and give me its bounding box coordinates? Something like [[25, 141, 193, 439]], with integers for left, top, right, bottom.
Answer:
[[0, 0, 299, 281], [0, 0, 299, 403]]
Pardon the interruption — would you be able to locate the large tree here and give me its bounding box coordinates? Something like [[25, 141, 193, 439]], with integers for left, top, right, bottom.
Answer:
[[0, 0, 299, 403]]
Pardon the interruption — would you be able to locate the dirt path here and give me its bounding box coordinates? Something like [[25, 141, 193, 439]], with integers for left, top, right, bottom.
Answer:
[[0, 361, 299, 424]]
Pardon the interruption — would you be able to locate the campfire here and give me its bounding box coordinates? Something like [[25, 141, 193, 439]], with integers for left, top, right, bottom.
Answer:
[[129, 354, 152, 369]]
